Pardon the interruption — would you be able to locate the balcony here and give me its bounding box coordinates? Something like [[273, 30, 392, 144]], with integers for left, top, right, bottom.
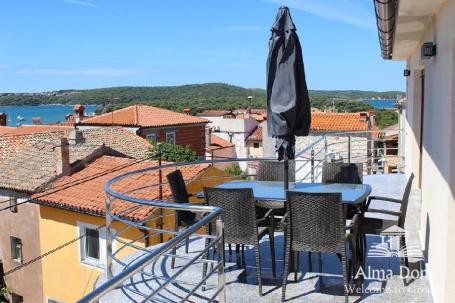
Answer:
[[78, 130, 432, 303]]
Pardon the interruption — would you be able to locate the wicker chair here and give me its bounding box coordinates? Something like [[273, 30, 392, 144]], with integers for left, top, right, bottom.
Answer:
[[256, 160, 295, 215], [202, 187, 276, 296], [166, 170, 198, 269], [281, 192, 358, 303], [257, 160, 295, 182], [359, 173, 414, 267], [322, 162, 363, 184]]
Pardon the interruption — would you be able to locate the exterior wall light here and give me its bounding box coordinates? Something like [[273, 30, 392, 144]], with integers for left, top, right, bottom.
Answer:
[[404, 69, 411, 77], [421, 42, 436, 58]]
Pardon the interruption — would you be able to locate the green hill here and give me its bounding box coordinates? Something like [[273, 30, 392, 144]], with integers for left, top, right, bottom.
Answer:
[[0, 83, 403, 114]]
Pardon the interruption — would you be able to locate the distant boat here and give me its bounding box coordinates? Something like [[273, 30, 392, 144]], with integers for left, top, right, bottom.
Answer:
[[16, 115, 25, 121]]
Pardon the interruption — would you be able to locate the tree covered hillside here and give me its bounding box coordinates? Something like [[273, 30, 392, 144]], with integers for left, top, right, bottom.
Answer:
[[0, 83, 403, 114]]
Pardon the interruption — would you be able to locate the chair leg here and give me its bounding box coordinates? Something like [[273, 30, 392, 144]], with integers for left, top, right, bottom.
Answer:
[[171, 217, 179, 269], [254, 240, 263, 296], [401, 235, 409, 269], [308, 251, 312, 273], [294, 251, 299, 281], [185, 236, 190, 254], [269, 231, 277, 278], [319, 252, 323, 287], [201, 238, 211, 291], [242, 245, 246, 268], [281, 228, 291, 302], [341, 251, 349, 303]]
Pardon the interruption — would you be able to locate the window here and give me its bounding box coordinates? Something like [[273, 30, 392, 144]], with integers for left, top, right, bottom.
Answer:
[[10, 197, 17, 213], [253, 143, 260, 148], [78, 222, 106, 268], [165, 132, 176, 144], [11, 293, 23, 303], [10, 237, 22, 263], [146, 133, 157, 144]]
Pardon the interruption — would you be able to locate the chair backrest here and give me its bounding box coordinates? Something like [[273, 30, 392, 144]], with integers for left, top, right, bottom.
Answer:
[[166, 169, 196, 223], [257, 160, 295, 182], [321, 162, 363, 184], [204, 187, 257, 245], [286, 191, 345, 253], [399, 173, 415, 227]]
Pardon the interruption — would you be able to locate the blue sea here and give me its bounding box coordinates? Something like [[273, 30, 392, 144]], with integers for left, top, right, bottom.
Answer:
[[0, 104, 99, 126], [362, 99, 397, 109]]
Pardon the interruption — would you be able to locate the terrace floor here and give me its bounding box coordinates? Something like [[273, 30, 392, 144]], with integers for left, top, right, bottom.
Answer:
[[98, 174, 432, 303]]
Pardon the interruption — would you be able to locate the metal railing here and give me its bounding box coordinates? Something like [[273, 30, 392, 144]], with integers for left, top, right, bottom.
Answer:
[[78, 129, 402, 303]]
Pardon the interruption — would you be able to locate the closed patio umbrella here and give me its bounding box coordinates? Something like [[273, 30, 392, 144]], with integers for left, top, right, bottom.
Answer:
[[266, 6, 311, 188]]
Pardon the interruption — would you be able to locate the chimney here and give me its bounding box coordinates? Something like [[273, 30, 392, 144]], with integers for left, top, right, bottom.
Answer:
[[73, 104, 85, 119], [55, 138, 71, 176], [359, 112, 368, 122], [32, 117, 42, 125], [0, 113, 7, 126], [68, 129, 85, 145], [183, 108, 191, 115], [205, 127, 212, 147], [245, 107, 252, 119]]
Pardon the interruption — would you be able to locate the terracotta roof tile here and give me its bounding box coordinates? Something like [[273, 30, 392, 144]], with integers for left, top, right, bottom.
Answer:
[[209, 134, 234, 148], [0, 125, 72, 136], [81, 105, 208, 127], [32, 156, 210, 221], [0, 141, 107, 193], [0, 127, 150, 162], [310, 112, 371, 131], [198, 110, 232, 117], [246, 126, 263, 142]]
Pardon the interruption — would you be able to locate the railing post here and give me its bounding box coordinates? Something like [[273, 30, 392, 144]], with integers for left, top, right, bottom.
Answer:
[[324, 137, 328, 162], [348, 135, 351, 163], [105, 194, 113, 279], [216, 218, 226, 303], [310, 148, 315, 183]]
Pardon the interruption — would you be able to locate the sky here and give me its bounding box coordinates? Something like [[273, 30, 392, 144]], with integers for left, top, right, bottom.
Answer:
[[0, 0, 405, 92]]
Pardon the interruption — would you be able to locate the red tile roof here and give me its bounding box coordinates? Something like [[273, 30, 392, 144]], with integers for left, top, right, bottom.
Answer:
[[246, 126, 263, 142], [81, 105, 208, 128], [209, 134, 234, 148], [310, 112, 372, 131], [0, 127, 150, 162], [198, 110, 233, 117], [0, 125, 72, 136], [32, 156, 209, 221]]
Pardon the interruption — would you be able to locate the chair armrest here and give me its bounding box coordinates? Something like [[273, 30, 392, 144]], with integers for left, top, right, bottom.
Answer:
[[256, 208, 274, 224], [345, 214, 359, 231], [365, 208, 402, 216], [366, 195, 402, 210], [280, 212, 289, 225]]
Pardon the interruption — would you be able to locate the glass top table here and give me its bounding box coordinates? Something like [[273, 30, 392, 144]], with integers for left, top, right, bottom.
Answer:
[[197, 180, 372, 207]]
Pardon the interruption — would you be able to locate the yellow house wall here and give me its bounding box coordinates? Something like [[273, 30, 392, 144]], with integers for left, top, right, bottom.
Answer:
[[39, 205, 149, 303], [162, 166, 239, 242], [38, 166, 235, 302]]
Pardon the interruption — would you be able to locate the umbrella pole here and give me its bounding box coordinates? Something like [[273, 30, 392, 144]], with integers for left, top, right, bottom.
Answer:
[[284, 159, 289, 190]]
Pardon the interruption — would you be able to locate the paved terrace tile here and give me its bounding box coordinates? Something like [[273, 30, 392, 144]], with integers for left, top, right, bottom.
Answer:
[[95, 174, 432, 303]]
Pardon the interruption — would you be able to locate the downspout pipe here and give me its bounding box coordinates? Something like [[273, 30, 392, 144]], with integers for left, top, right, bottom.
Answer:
[[373, 0, 398, 60]]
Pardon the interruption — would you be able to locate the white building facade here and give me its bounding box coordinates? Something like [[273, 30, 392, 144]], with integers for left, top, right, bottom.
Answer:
[[376, 0, 455, 301]]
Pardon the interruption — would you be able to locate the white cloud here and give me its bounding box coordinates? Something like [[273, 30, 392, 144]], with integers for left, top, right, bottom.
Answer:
[[16, 68, 146, 77], [223, 25, 269, 32], [63, 0, 97, 7], [264, 0, 375, 30]]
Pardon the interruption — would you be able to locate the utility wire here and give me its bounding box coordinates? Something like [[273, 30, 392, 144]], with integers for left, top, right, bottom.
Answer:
[[1, 224, 105, 277], [0, 156, 153, 276]]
